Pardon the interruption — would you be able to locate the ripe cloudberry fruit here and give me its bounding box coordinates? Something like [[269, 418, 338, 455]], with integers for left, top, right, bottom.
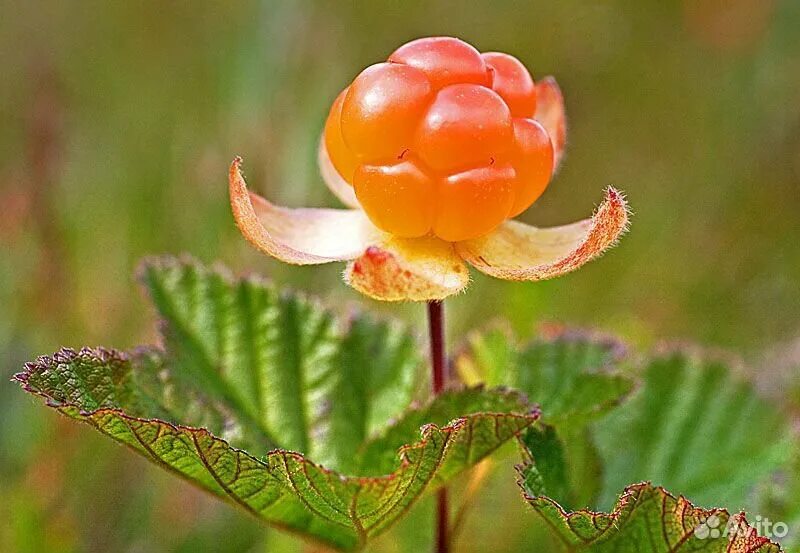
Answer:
[[324, 36, 554, 242]]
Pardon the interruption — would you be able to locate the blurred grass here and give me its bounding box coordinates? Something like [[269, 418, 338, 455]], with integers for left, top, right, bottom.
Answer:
[[1, 0, 799, 551]]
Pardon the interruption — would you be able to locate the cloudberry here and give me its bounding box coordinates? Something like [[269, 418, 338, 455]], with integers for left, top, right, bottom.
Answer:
[[324, 36, 554, 242]]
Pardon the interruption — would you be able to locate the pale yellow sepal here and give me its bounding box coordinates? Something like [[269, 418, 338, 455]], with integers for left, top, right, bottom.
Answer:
[[229, 157, 380, 264], [455, 187, 628, 281], [345, 236, 470, 302], [231, 157, 628, 300]]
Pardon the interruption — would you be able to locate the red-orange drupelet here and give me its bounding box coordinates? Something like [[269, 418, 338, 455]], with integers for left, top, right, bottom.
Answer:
[[323, 36, 555, 242]]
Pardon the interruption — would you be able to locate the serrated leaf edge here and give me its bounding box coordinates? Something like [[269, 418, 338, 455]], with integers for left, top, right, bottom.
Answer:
[[516, 465, 784, 552], [14, 348, 538, 486], [135, 254, 417, 341], [15, 346, 538, 550]]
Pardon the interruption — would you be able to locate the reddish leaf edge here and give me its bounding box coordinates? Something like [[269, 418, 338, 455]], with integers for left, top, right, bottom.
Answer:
[[516, 470, 785, 552], [13, 346, 538, 553], [14, 346, 537, 480]]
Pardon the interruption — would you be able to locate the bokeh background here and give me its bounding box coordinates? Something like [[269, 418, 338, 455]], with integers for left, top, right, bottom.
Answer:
[[2, 0, 799, 551]]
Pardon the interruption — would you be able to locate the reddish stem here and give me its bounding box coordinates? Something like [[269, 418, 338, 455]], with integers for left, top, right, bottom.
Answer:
[[427, 300, 449, 553], [428, 300, 446, 394], [436, 489, 449, 553]]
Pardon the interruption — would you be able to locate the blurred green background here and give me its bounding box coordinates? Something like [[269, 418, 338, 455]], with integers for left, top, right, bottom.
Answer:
[[2, 0, 799, 551]]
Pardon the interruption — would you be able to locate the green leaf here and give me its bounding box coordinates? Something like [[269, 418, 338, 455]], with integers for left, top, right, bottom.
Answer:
[[355, 386, 535, 480], [15, 258, 537, 551], [459, 327, 634, 509], [458, 327, 633, 427], [519, 470, 783, 552], [137, 257, 421, 471], [518, 424, 569, 501], [594, 352, 795, 512]]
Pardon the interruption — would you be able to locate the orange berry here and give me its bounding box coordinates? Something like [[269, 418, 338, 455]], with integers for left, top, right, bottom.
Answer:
[[354, 159, 435, 237], [414, 84, 513, 173], [509, 118, 554, 216], [433, 163, 516, 241], [482, 52, 537, 117], [388, 37, 490, 90], [324, 37, 556, 241], [323, 89, 359, 183], [341, 63, 433, 163]]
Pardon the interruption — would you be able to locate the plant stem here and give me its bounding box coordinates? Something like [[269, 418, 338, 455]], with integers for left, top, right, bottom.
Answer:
[[436, 487, 449, 553], [428, 300, 446, 395], [427, 300, 449, 553]]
